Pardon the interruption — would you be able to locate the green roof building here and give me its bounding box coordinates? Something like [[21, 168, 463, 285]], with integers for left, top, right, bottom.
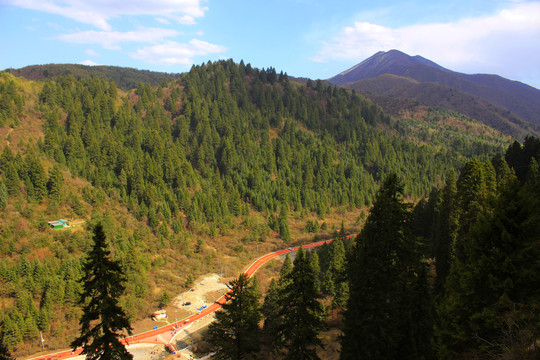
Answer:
[[48, 220, 64, 229]]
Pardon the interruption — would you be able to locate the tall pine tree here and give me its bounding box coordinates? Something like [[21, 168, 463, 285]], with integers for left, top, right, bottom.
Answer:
[[262, 278, 282, 351], [47, 164, 64, 201], [281, 247, 326, 360], [341, 173, 433, 360], [262, 255, 294, 353], [0, 331, 15, 360], [0, 180, 7, 210], [321, 238, 347, 303], [71, 223, 133, 360], [208, 273, 262, 360], [433, 171, 458, 296]]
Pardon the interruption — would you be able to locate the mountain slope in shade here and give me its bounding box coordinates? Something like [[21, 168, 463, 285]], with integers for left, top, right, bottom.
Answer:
[[349, 74, 539, 139], [328, 50, 540, 138]]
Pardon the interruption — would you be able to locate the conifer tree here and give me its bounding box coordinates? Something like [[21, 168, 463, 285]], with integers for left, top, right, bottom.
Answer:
[[278, 202, 291, 242], [208, 274, 262, 360], [0, 180, 7, 210], [0, 337, 15, 360], [3, 163, 19, 196], [0, 327, 15, 360], [71, 223, 133, 360], [25, 156, 47, 201], [321, 238, 346, 300], [433, 171, 458, 295], [341, 174, 433, 360], [279, 254, 293, 281], [332, 281, 349, 309], [437, 157, 540, 358], [0, 315, 22, 352], [262, 255, 293, 352], [454, 158, 496, 258], [47, 164, 64, 201], [262, 278, 282, 350], [281, 247, 326, 360], [0, 146, 14, 173], [308, 251, 320, 284]]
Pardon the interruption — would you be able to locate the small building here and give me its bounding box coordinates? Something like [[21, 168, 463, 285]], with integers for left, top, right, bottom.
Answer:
[[48, 218, 86, 230], [152, 309, 167, 321], [48, 221, 64, 230]]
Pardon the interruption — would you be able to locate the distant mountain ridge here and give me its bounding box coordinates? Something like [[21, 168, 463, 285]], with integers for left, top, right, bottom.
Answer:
[[4, 63, 179, 91], [329, 50, 540, 139]]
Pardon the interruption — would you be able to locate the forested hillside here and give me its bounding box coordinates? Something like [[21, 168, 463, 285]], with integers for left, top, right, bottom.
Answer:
[[411, 137, 540, 359], [5, 64, 178, 91], [0, 60, 514, 355], [206, 138, 540, 359]]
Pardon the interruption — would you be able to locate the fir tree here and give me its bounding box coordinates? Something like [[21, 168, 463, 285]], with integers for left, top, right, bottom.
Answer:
[[47, 164, 64, 201], [3, 163, 19, 196], [71, 223, 133, 360], [0, 330, 15, 360], [278, 202, 291, 242], [433, 171, 458, 295], [341, 174, 433, 360], [0, 180, 7, 210], [262, 255, 294, 352], [437, 157, 540, 359], [25, 155, 48, 201], [262, 278, 283, 351], [321, 238, 346, 301], [208, 274, 262, 360], [281, 247, 326, 360], [279, 254, 293, 281], [0, 146, 14, 173]]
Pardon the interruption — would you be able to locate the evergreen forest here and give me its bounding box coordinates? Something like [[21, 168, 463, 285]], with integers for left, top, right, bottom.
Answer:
[[209, 139, 540, 359], [0, 60, 534, 359]]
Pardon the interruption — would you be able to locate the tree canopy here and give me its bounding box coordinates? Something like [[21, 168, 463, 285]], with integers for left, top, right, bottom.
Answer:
[[208, 274, 262, 360], [341, 174, 434, 360]]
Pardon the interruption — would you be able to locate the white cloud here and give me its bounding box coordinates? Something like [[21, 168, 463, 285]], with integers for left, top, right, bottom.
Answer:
[[5, 0, 207, 30], [130, 39, 227, 66], [57, 28, 180, 50], [174, 15, 196, 25], [313, 2, 540, 82], [79, 59, 99, 66]]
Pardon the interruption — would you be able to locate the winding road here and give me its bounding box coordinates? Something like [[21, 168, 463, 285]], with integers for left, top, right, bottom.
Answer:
[[27, 234, 357, 360]]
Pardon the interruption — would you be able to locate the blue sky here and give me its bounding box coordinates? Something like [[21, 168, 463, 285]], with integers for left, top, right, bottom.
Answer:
[[1, 0, 539, 88]]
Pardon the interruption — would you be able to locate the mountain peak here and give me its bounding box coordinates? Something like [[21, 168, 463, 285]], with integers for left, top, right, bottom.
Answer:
[[327, 50, 540, 137], [330, 49, 446, 85]]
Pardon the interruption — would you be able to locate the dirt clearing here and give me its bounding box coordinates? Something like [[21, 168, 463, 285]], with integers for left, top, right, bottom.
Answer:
[[132, 274, 228, 335], [172, 274, 228, 314]]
